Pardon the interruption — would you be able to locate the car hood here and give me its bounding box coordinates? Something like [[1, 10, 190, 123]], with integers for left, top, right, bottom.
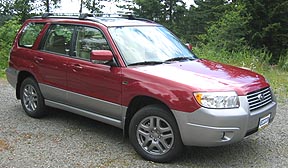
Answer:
[[132, 59, 269, 95]]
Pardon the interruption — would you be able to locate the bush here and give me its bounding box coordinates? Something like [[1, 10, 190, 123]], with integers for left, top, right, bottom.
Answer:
[[278, 51, 288, 71], [0, 18, 21, 77]]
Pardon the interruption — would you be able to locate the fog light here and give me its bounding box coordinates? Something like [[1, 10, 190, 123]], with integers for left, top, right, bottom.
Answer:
[[221, 131, 234, 141]]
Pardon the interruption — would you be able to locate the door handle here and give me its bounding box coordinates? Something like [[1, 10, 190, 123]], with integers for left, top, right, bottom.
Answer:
[[34, 56, 44, 63], [71, 64, 83, 72]]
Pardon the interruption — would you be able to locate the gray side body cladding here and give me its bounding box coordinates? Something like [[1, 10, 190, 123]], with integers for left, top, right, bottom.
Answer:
[[39, 83, 127, 129]]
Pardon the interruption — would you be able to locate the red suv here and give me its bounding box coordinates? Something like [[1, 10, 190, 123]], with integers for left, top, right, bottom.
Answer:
[[6, 13, 277, 162]]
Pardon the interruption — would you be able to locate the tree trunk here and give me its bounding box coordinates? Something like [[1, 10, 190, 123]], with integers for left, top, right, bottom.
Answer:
[[79, 0, 83, 13], [46, 0, 50, 12]]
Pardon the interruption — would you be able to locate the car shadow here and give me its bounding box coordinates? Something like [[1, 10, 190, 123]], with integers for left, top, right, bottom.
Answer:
[[23, 106, 270, 166], [44, 107, 124, 141]]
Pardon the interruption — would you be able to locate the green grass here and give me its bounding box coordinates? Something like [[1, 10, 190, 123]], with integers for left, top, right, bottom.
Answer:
[[0, 70, 6, 79], [263, 69, 288, 102]]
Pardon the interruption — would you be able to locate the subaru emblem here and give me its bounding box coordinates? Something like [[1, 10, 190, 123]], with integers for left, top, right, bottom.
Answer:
[[257, 94, 264, 101]]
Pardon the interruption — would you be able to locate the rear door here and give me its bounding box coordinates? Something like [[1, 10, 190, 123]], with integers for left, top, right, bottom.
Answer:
[[36, 24, 74, 103]]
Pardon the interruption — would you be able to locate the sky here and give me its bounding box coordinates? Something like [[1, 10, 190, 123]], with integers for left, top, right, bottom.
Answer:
[[53, 0, 196, 13]]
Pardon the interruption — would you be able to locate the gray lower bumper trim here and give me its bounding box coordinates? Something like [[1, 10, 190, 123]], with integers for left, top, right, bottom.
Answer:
[[6, 67, 18, 89]]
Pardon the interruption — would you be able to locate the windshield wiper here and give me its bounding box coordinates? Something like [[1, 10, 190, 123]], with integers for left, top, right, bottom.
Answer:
[[164, 56, 194, 63], [128, 61, 163, 66]]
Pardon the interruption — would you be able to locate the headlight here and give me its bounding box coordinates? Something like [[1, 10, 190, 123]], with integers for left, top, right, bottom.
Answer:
[[193, 91, 239, 109]]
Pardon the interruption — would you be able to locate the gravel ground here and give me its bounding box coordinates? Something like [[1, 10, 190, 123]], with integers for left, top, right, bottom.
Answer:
[[0, 79, 287, 168]]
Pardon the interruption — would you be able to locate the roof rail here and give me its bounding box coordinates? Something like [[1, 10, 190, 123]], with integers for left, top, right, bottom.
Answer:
[[131, 17, 155, 23], [42, 13, 53, 18], [79, 13, 135, 18], [41, 13, 80, 18], [79, 13, 94, 19], [35, 12, 154, 23]]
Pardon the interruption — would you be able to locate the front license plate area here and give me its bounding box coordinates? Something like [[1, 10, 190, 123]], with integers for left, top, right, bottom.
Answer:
[[258, 114, 271, 129]]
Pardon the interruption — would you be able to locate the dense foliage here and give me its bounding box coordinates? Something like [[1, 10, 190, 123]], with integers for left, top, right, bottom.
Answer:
[[240, 0, 288, 63], [0, 18, 21, 76]]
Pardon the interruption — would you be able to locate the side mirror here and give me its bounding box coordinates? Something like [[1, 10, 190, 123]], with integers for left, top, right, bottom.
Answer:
[[185, 43, 193, 50], [90, 50, 113, 62]]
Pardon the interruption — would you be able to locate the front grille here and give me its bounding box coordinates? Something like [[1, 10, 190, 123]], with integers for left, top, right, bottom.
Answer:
[[247, 87, 273, 112]]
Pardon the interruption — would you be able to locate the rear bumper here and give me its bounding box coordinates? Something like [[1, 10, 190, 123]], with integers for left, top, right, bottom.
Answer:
[[172, 96, 277, 146], [6, 67, 18, 89]]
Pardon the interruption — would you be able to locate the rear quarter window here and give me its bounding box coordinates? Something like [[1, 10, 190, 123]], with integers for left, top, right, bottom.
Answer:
[[19, 23, 45, 48]]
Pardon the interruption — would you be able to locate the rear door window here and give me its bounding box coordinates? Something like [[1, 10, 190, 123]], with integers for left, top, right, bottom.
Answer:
[[42, 24, 74, 55], [19, 23, 45, 48]]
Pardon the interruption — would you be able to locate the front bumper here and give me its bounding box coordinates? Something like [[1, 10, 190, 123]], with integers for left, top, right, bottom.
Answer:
[[6, 67, 18, 89], [172, 96, 277, 146]]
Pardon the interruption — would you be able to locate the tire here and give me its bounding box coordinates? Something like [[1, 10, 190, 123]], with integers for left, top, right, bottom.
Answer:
[[129, 104, 183, 162], [20, 77, 47, 118]]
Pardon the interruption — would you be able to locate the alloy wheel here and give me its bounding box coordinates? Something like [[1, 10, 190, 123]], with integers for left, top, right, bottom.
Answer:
[[23, 84, 38, 112], [136, 116, 174, 156]]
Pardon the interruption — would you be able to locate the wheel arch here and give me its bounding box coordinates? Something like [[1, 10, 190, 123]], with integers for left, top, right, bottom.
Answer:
[[16, 71, 36, 99], [124, 95, 175, 137]]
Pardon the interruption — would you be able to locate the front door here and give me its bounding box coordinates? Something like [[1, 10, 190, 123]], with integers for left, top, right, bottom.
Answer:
[[66, 26, 122, 121]]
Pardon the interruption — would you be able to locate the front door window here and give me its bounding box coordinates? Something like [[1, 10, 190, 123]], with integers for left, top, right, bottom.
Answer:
[[74, 26, 110, 61]]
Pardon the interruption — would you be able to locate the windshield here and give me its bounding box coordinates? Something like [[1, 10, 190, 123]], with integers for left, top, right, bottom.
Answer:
[[108, 26, 197, 66]]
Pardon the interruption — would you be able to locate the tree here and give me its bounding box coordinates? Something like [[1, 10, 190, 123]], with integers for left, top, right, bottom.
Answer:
[[199, 3, 251, 51], [238, 0, 288, 63], [133, 0, 164, 21], [189, 0, 230, 43], [116, 0, 135, 14], [44, 0, 61, 13], [12, 0, 37, 22], [162, 0, 185, 23], [84, 0, 104, 13], [0, 0, 14, 24], [132, 0, 187, 41], [0, 0, 61, 23]]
